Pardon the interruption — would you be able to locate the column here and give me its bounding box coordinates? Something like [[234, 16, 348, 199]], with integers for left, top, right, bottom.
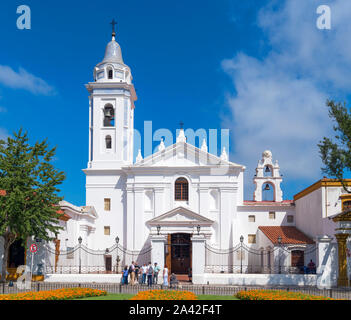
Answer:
[[316, 235, 333, 274], [336, 233, 349, 287], [191, 234, 206, 284], [79, 225, 89, 270], [151, 235, 167, 283], [154, 188, 164, 217], [198, 187, 208, 218], [315, 235, 336, 288], [126, 186, 134, 250], [134, 188, 144, 250]]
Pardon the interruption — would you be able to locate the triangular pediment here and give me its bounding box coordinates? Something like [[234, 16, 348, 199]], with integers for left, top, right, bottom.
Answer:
[[147, 206, 214, 226], [132, 141, 244, 168]]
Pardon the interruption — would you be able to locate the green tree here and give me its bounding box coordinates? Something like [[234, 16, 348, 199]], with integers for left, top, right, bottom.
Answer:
[[0, 129, 65, 282], [318, 100, 351, 193]]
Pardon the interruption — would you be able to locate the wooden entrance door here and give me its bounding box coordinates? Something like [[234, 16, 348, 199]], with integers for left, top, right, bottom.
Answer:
[[105, 256, 112, 273], [291, 250, 304, 268], [171, 234, 191, 274]]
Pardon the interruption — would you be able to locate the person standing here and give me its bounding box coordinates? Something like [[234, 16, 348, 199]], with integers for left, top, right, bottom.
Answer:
[[163, 265, 169, 287], [141, 263, 147, 284], [134, 261, 140, 283], [153, 262, 160, 284], [129, 261, 136, 285], [308, 259, 316, 274], [147, 262, 153, 287], [122, 265, 129, 285]]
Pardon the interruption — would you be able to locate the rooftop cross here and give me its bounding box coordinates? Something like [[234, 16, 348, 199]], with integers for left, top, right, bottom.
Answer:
[[110, 19, 117, 37]]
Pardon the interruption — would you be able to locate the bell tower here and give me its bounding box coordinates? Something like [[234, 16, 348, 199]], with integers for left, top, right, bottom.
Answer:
[[85, 21, 137, 169], [253, 150, 283, 202]]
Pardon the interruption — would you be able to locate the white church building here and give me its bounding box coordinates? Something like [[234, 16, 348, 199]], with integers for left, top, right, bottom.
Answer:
[[1, 27, 350, 287]]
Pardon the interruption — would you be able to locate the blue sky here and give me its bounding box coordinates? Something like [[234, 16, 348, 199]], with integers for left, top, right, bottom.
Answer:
[[0, 0, 348, 205]]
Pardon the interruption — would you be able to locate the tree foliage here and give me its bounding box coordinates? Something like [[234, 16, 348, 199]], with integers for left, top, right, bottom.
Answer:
[[0, 129, 65, 282], [318, 100, 351, 192]]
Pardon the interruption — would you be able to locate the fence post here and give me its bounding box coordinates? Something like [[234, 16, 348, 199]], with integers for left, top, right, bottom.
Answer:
[[37, 282, 40, 292], [79, 283, 81, 288], [329, 289, 332, 298], [2, 282, 4, 294], [119, 283, 122, 293], [202, 286, 205, 295]]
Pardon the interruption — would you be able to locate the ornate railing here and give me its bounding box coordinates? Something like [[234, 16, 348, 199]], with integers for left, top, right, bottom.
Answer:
[[44, 242, 152, 274], [205, 243, 317, 274]]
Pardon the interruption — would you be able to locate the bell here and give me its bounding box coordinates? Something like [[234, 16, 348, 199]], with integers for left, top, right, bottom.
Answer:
[[104, 108, 113, 117], [264, 184, 270, 191], [265, 166, 270, 173]]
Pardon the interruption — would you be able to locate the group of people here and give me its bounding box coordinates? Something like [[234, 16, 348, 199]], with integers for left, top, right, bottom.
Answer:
[[121, 261, 172, 286]]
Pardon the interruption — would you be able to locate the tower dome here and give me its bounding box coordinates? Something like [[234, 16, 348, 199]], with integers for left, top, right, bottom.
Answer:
[[93, 21, 133, 84], [102, 37, 124, 64]]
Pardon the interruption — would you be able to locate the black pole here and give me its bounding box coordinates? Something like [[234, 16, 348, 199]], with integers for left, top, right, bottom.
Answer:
[[278, 245, 281, 274], [79, 243, 81, 274], [240, 242, 243, 274]]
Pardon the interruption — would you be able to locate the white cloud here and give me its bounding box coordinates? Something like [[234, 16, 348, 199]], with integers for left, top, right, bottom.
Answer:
[[223, 0, 351, 191], [0, 127, 8, 141], [0, 65, 55, 95]]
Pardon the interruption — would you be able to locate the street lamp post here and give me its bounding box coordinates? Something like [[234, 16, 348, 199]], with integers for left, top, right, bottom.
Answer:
[[78, 236, 82, 274], [197, 225, 201, 235], [240, 235, 244, 274], [277, 235, 282, 274], [157, 225, 161, 235], [115, 236, 120, 274]]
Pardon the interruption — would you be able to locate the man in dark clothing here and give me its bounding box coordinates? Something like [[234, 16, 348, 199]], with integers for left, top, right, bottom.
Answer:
[[308, 259, 316, 274], [147, 262, 153, 287]]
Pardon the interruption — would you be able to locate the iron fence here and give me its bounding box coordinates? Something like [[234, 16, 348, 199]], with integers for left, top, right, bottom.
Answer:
[[205, 243, 317, 274], [44, 243, 152, 274], [1, 282, 351, 299]]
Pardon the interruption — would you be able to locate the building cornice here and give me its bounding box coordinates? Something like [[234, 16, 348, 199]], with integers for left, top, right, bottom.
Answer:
[[293, 178, 351, 201]]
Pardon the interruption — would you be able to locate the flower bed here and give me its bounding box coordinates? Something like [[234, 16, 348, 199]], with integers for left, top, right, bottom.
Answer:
[[236, 289, 335, 300], [131, 289, 198, 300], [0, 287, 107, 300]]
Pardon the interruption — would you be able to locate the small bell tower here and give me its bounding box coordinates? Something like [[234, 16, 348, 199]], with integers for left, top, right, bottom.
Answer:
[[85, 21, 137, 169], [253, 150, 283, 202]]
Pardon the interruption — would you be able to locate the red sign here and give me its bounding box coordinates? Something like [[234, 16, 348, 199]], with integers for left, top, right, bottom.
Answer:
[[30, 244, 38, 253]]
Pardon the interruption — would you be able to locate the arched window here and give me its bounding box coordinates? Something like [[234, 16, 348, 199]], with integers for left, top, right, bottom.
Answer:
[[108, 68, 113, 79], [175, 177, 188, 201], [103, 104, 115, 127], [105, 135, 112, 149], [291, 250, 304, 268]]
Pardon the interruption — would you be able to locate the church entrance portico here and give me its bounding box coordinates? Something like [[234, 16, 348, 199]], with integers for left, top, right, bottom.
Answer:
[[147, 206, 213, 281]]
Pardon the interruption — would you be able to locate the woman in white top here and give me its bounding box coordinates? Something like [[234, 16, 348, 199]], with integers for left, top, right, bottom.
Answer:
[[163, 265, 169, 286]]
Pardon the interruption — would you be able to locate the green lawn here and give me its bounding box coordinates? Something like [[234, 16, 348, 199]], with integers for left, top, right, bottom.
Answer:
[[78, 293, 239, 300]]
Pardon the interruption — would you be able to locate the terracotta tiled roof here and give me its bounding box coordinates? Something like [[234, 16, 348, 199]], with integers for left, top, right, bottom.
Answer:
[[258, 226, 314, 245], [243, 200, 294, 206], [0, 190, 6, 196]]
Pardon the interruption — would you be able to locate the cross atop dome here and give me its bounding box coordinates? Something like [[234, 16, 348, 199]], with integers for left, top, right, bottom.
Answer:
[[110, 19, 117, 40]]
